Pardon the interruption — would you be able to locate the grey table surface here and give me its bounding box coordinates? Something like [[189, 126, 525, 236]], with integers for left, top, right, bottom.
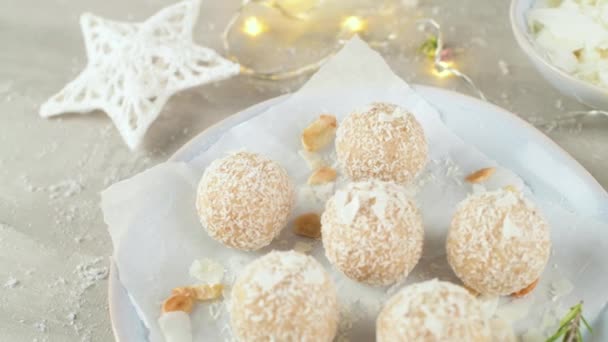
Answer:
[[1, 0, 607, 341]]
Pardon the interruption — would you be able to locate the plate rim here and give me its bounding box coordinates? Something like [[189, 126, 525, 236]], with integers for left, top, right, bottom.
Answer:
[[109, 84, 608, 341]]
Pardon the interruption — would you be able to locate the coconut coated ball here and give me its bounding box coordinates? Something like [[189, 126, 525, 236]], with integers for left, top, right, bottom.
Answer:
[[447, 188, 551, 295], [230, 251, 339, 342], [376, 279, 491, 341], [196, 151, 294, 251], [335, 102, 428, 184], [321, 180, 423, 286]]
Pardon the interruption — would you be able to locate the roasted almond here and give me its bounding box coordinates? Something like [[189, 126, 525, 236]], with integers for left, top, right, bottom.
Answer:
[[465, 167, 496, 183], [172, 284, 223, 301], [301, 115, 337, 152], [162, 294, 194, 313], [191, 284, 223, 301], [308, 166, 337, 185], [293, 212, 322, 239], [511, 279, 539, 298]]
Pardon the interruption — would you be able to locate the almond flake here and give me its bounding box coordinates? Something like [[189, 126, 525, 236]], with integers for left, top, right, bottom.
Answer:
[[511, 279, 539, 298], [293, 212, 322, 239], [465, 167, 496, 183], [162, 294, 194, 314], [301, 114, 337, 152], [172, 284, 224, 301], [307, 166, 337, 185]]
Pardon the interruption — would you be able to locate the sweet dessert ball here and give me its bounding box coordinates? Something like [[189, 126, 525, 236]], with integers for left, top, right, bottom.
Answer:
[[321, 180, 423, 286], [376, 279, 491, 341], [230, 251, 339, 342], [196, 151, 294, 251], [447, 188, 551, 296], [335, 102, 428, 184]]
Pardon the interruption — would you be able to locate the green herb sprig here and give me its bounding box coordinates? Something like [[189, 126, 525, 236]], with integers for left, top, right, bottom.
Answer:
[[546, 302, 592, 342]]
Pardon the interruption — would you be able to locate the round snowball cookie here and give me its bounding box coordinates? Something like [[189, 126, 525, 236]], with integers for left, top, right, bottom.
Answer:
[[321, 180, 423, 286], [335, 102, 428, 184], [196, 151, 294, 251], [230, 251, 339, 342], [376, 279, 491, 341], [447, 188, 551, 296]]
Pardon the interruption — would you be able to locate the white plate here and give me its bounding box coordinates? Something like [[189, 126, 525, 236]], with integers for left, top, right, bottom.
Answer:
[[109, 85, 608, 341]]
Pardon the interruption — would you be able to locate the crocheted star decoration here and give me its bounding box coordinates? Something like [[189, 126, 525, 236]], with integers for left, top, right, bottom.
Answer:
[[40, 0, 240, 149]]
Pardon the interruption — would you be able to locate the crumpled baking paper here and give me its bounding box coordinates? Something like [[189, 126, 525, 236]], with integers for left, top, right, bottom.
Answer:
[[102, 37, 608, 341]]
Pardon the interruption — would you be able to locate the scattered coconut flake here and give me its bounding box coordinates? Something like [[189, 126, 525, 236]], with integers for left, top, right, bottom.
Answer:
[[189, 258, 224, 284], [34, 320, 47, 333], [338, 195, 360, 225], [158, 311, 193, 342], [550, 277, 574, 301], [75, 257, 108, 289], [252, 268, 285, 292], [378, 112, 395, 122], [502, 215, 523, 239], [370, 191, 388, 221], [498, 60, 510, 75], [4, 276, 19, 288], [67, 312, 77, 325]]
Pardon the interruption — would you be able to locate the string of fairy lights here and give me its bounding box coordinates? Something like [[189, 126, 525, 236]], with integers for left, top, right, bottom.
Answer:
[[221, 0, 603, 127]]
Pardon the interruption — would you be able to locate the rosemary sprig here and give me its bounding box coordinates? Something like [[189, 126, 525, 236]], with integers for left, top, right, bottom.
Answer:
[[546, 302, 592, 342]]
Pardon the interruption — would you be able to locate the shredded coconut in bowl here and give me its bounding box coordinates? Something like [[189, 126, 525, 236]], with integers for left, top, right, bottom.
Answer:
[[528, 0, 608, 88]]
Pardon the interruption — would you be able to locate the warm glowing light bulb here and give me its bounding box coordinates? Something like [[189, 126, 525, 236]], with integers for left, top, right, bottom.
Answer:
[[432, 61, 454, 78], [243, 17, 266, 37], [342, 16, 366, 33]]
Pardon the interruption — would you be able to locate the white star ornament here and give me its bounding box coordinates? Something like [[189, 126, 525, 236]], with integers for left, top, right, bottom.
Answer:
[[39, 0, 240, 149]]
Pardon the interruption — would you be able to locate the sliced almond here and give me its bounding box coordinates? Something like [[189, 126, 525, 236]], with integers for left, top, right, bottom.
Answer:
[[308, 166, 337, 185], [172, 286, 197, 297], [162, 294, 194, 314], [293, 212, 322, 239], [172, 284, 224, 301], [301, 114, 337, 152], [511, 279, 539, 298], [465, 167, 496, 183]]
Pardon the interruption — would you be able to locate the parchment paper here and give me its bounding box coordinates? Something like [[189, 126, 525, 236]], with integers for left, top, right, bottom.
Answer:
[[102, 37, 608, 341]]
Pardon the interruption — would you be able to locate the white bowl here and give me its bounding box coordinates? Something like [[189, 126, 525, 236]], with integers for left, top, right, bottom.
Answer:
[[510, 0, 608, 109]]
